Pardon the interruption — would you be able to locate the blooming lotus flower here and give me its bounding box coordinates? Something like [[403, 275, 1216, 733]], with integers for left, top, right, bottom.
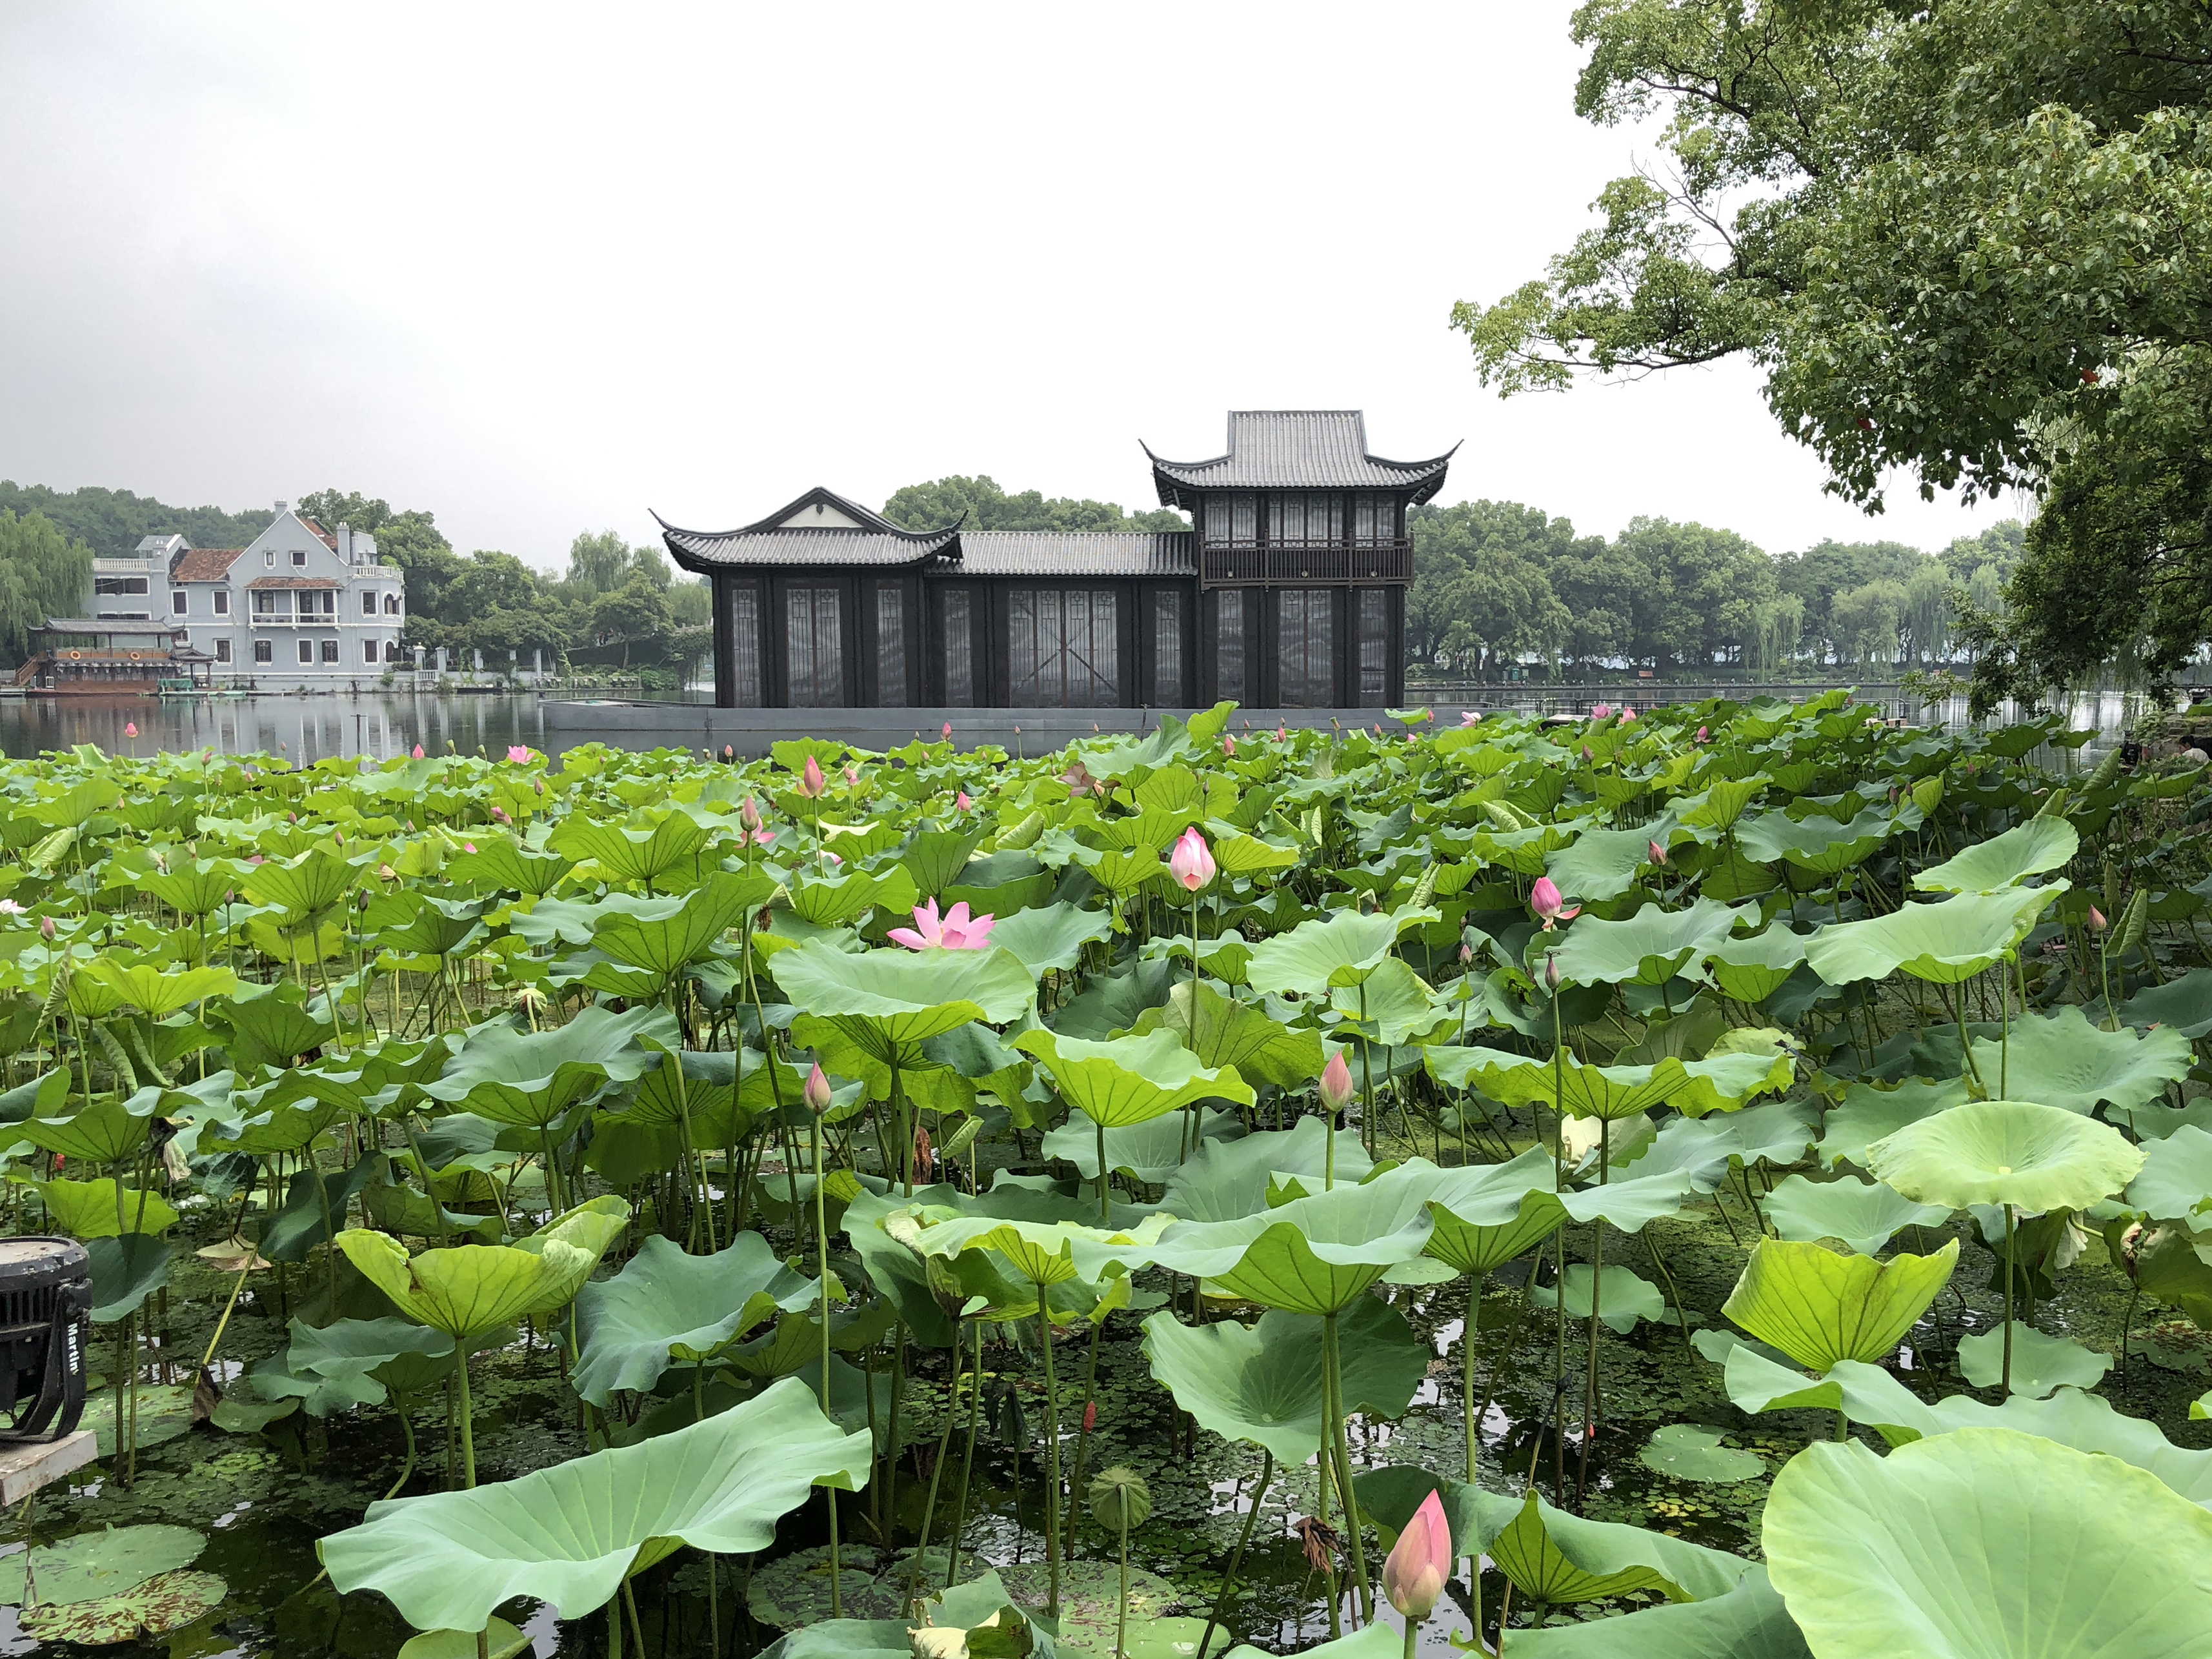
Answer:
[[1620, 707, 1636, 723], [0, 900, 23, 915], [1461, 710, 1481, 725], [750, 829, 776, 847], [1060, 761, 1094, 797], [803, 1062, 833, 1116], [1531, 876, 1580, 930], [490, 806, 510, 824], [1591, 703, 1613, 720], [1168, 827, 1216, 893], [501, 746, 526, 763], [412, 745, 425, 759], [843, 765, 860, 789], [123, 721, 138, 739], [1382, 1487, 1452, 1622], [888, 898, 997, 951], [1648, 839, 1669, 867], [799, 756, 826, 798], [1318, 1050, 1354, 1114], [741, 796, 763, 831]]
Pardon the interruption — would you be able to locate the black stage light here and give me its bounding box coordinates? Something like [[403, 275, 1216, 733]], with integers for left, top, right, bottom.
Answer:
[[0, 1238, 90, 1442]]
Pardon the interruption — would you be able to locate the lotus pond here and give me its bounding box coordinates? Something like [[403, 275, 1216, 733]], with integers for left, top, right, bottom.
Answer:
[[2, 694, 2211, 1659]]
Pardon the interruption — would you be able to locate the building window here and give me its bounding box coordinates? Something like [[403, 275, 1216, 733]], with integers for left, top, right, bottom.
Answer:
[[1010, 588, 1118, 707], [784, 584, 843, 707], [730, 583, 762, 707], [384, 640, 401, 663], [265, 550, 276, 568], [874, 583, 907, 707], [213, 590, 230, 616], [298, 640, 314, 665], [1276, 590, 1333, 707], [1353, 494, 1399, 545], [255, 638, 273, 665], [941, 590, 974, 708], [1356, 588, 1389, 707], [254, 591, 284, 616], [1214, 590, 1246, 702], [385, 593, 401, 614], [1267, 494, 1342, 545], [214, 638, 232, 664], [1152, 590, 1183, 705], [291, 548, 307, 568], [311, 590, 334, 616], [94, 577, 152, 597], [321, 639, 339, 664], [361, 591, 377, 617], [171, 591, 188, 616], [363, 639, 379, 665]]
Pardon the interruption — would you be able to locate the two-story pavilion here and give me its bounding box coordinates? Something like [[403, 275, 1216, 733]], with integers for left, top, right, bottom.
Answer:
[[658, 411, 1453, 712]]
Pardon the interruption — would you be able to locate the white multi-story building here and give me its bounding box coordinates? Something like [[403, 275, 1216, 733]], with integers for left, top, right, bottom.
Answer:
[[92, 505, 407, 687]]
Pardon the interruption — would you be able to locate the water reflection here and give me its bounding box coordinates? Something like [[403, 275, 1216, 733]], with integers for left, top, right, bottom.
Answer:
[[0, 691, 558, 763]]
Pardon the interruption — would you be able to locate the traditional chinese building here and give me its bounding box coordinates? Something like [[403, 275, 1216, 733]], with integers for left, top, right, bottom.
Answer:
[[658, 412, 1452, 712]]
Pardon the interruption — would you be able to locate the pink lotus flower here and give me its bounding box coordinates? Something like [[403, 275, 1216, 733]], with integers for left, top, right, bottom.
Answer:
[[1457, 941, 1473, 965], [39, 916, 55, 941], [1544, 952, 1562, 989], [1531, 876, 1580, 930], [750, 828, 776, 847], [1620, 707, 1637, 723], [955, 791, 972, 812], [1461, 710, 1481, 725], [1582, 745, 1594, 761], [379, 864, 398, 881], [1318, 1050, 1354, 1114], [843, 765, 860, 789], [798, 756, 826, 799], [1648, 839, 1669, 867], [123, 722, 138, 739], [1223, 734, 1236, 756], [942, 722, 953, 741], [1382, 1487, 1452, 1622], [534, 778, 545, 796], [1061, 761, 1095, 797], [0, 900, 23, 916], [507, 745, 530, 763], [1695, 725, 1709, 743], [888, 898, 997, 951], [2087, 905, 2108, 933], [490, 806, 510, 823], [1276, 723, 1287, 742], [1591, 703, 1613, 720], [741, 796, 762, 831], [1169, 826, 1216, 894], [822, 849, 842, 865], [463, 841, 478, 854], [412, 745, 425, 759], [804, 1062, 833, 1116]]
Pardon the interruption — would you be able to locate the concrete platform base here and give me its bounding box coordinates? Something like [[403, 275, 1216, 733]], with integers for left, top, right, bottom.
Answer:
[[0, 1430, 97, 1503], [540, 701, 1443, 756]]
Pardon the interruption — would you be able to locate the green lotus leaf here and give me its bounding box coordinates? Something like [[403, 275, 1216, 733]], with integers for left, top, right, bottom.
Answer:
[[1955, 1322, 2112, 1399], [259, 1151, 383, 1262], [1158, 1119, 1372, 1222], [775, 941, 1038, 1064], [1760, 1174, 1951, 1255], [1803, 885, 2063, 986], [134, 856, 251, 920], [2133, 1223, 2212, 1329], [0, 1523, 205, 1606], [1552, 1118, 1734, 1232], [240, 842, 370, 918], [1913, 816, 2078, 894], [1701, 925, 1810, 1003], [1551, 898, 1744, 988], [250, 1343, 389, 1417], [590, 873, 756, 980], [1041, 1107, 1232, 1185], [1736, 806, 1896, 874], [446, 837, 572, 898], [572, 1232, 816, 1405], [26, 1178, 178, 1238], [290, 1316, 454, 1384], [1138, 1294, 1427, 1464], [1244, 909, 1416, 996], [547, 810, 710, 889], [1529, 1262, 1668, 1332], [1764, 1427, 2212, 1658], [336, 1197, 628, 1338], [1966, 1004, 2194, 1116], [2116, 966, 2212, 1041], [1012, 1028, 1254, 1129], [19, 1569, 226, 1644], [1426, 1044, 1790, 1122], [422, 1006, 674, 1129], [1542, 825, 1664, 904], [2127, 1125, 2212, 1222], [210, 985, 335, 1069], [87, 1232, 172, 1322], [1867, 1100, 2145, 1213], [1329, 956, 1455, 1046], [1639, 1423, 1767, 1484], [81, 1383, 198, 1457], [15, 1092, 156, 1166], [1493, 1567, 1810, 1658], [319, 1375, 872, 1631], [787, 865, 920, 929], [1720, 1237, 1958, 1371], [1484, 1488, 1742, 1607], [81, 961, 239, 1019], [1131, 983, 1325, 1091], [1816, 1076, 1971, 1169], [1143, 1159, 1540, 1314], [918, 1213, 1169, 1307], [986, 902, 1113, 974], [397, 1618, 532, 1659], [1420, 1147, 1567, 1273]]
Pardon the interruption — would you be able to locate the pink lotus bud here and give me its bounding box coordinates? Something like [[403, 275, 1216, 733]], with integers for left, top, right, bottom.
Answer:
[[490, 806, 509, 824], [804, 1062, 833, 1116], [379, 864, 397, 881], [39, 916, 55, 941], [1169, 826, 1217, 894], [1620, 707, 1636, 723], [843, 765, 860, 789], [1531, 877, 1580, 930], [1223, 734, 1236, 756], [1648, 839, 1669, 867], [463, 841, 478, 854], [1457, 941, 1473, 965], [412, 745, 425, 759], [942, 722, 953, 741], [955, 790, 972, 812], [1591, 703, 1613, 720], [1277, 723, 1287, 742], [1695, 725, 1709, 743], [1544, 952, 1562, 990], [1382, 1489, 1452, 1622], [1582, 745, 1594, 761], [534, 778, 545, 796], [123, 721, 138, 739], [334, 830, 345, 847], [1083, 1400, 1098, 1433], [2088, 905, 2108, 933], [1318, 1051, 1354, 1113], [741, 796, 763, 831], [799, 756, 826, 798]]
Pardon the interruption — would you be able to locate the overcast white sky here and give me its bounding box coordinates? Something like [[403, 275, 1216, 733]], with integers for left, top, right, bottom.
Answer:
[[0, 3, 2023, 572]]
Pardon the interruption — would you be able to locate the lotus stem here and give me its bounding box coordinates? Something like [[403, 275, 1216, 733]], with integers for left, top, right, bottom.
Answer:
[[1032, 1302, 1067, 1616], [454, 1337, 478, 1488], [1198, 1449, 1270, 1659], [947, 1321, 985, 1592], [1321, 1309, 1372, 1620], [1065, 1316, 1104, 1562], [2002, 1202, 2016, 1396], [812, 1113, 842, 1617], [1096, 1116, 1111, 1223], [384, 1401, 418, 1502], [1116, 1501, 1131, 1659], [903, 1335, 962, 1613]]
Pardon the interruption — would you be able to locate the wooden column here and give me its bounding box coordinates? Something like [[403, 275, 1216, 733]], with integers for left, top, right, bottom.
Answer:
[[712, 574, 737, 709]]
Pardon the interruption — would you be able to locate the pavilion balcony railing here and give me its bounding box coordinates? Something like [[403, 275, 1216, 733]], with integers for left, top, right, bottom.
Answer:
[[1198, 538, 1412, 587]]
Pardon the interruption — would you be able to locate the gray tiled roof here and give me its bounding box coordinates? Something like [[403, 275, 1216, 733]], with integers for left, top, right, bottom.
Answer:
[[661, 524, 960, 570], [953, 531, 1195, 579], [1145, 410, 1455, 507]]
